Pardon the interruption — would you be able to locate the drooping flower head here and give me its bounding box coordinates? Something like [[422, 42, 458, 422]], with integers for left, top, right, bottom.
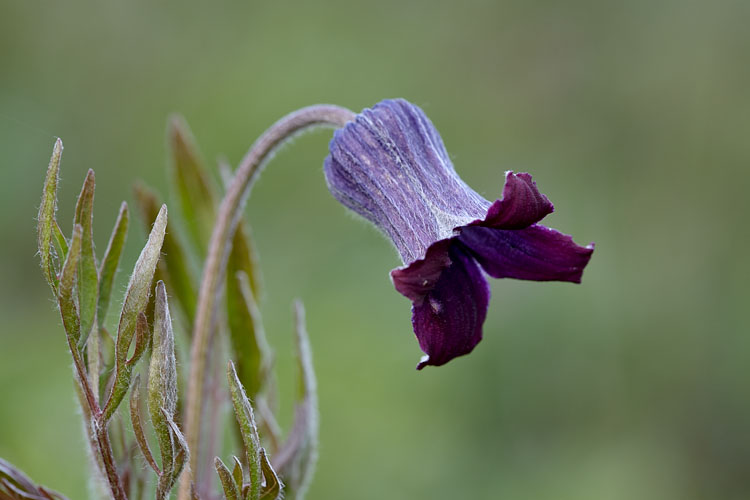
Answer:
[[324, 99, 594, 369]]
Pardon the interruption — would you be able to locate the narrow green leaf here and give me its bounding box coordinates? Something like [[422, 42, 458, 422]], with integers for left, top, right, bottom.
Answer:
[[227, 361, 262, 500], [215, 457, 240, 500], [38, 138, 63, 292], [126, 312, 150, 366], [255, 396, 282, 454], [74, 169, 98, 348], [220, 158, 262, 299], [231, 456, 244, 491], [129, 374, 160, 475], [103, 204, 167, 421], [0, 458, 70, 500], [116, 203, 167, 364], [58, 224, 82, 345], [98, 327, 116, 401], [258, 449, 282, 500], [273, 301, 318, 499], [168, 115, 218, 256], [87, 323, 101, 404], [148, 281, 178, 474], [133, 182, 198, 326], [52, 220, 69, 263], [226, 270, 272, 399], [98, 201, 129, 327], [161, 408, 189, 493]]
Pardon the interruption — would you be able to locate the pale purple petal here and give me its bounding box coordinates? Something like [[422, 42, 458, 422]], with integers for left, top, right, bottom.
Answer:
[[458, 225, 594, 283], [409, 244, 490, 370], [324, 99, 490, 263]]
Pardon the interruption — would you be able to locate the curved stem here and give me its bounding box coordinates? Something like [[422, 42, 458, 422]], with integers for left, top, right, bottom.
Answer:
[[178, 104, 355, 500]]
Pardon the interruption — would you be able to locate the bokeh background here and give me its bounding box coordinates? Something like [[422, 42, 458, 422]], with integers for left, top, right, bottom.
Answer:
[[2, 1, 749, 499]]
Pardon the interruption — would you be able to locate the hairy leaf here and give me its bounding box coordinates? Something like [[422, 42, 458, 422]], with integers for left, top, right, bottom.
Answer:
[[258, 449, 282, 500], [0, 458, 69, 500], [227, 361, 262, 500], [117, 203, 167, 361], [220, 158, 262, 298], [103, 204, 167, 421], [149, 281, 178, 475], [168, 115, 217, 256], [160, 409, 189, 497], [73, 169, 98, 348], [58, 224, 82, 346], [38, 138, 63, 292], [52, 221, 69, 265], [226, 270, 272, 399], [214, 457, 239, 500], [273, 301, 318, 499], [126, 312, 150, 366], [133, 182, 197, 326], [231, 456, 244, 491], [129, 374, 160, 474], [98, 201, 129, 327]]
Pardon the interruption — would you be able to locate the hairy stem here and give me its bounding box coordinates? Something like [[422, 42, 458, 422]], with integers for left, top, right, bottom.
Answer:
[[178, 105, 355, 499], [96, 424, 128, 500]]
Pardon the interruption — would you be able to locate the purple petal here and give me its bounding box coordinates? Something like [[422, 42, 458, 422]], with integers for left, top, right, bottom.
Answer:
[[324, 99, 491, 263], [398, 243, 490, 370], [390, 239, 453, 304], [458, 225, 594, 283], [470, 171, 554, 230]]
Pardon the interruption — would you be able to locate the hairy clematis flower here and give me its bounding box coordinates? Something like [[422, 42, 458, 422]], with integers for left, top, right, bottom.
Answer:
[[324, 99, 594, 369]]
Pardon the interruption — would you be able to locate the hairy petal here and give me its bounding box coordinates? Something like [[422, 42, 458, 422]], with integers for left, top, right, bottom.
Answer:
[[325, 99, 490, 263], [458, 225, 594, 283], [409, 244, 490, 370]]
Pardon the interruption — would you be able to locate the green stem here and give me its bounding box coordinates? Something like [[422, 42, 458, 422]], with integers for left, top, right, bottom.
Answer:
[[178, 104, 355, 500]]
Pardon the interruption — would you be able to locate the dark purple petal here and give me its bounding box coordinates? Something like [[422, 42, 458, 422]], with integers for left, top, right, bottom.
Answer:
[[470, 171, 554, 229], [390, 239, 453, 304], [406, 244, 490, 370], [324, 99, 490, 263], [458, 225, 594, 283]]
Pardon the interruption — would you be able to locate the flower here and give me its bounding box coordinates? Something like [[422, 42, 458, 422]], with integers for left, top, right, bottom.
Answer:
[[324, 99, 594, 369]]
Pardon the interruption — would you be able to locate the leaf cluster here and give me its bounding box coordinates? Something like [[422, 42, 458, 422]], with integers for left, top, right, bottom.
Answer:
[[18, 119, 322, 500]]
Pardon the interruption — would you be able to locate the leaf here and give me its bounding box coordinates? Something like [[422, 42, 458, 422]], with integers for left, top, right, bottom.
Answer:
[[98, 326, 116, 401], [58, 224, 82, 346], [168, 115, 217, 256], [98, 202, 129, 327], [220, 158, 262, 299], [103, 204, 167, 421], [273, 301, 318, 499], [226, 270, 272, 399], [214, 457, 239, 500], [133, 182, 198, 326], [52, 221, 69, 264], [117, 203, 167, 363], [38, 138, 63, 292], [161, 408, 189, 495], [87, 323, 101, 406], [126, 312, 150, 366], [231, 456, 244, 491], [227, 361, 262, 500], [258, 449, 282, 500], [148, 281, 178, 475], [74, 169, 99, 348], [129, 374, 160, 475], [0, 458, 70, 500]]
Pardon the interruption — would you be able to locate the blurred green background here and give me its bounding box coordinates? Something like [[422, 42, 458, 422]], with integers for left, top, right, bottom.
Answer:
[[2, 0, 749, 499]]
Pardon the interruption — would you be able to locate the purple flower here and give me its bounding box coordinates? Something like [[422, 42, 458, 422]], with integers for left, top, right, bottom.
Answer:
[[324, 99, 594, 369]]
